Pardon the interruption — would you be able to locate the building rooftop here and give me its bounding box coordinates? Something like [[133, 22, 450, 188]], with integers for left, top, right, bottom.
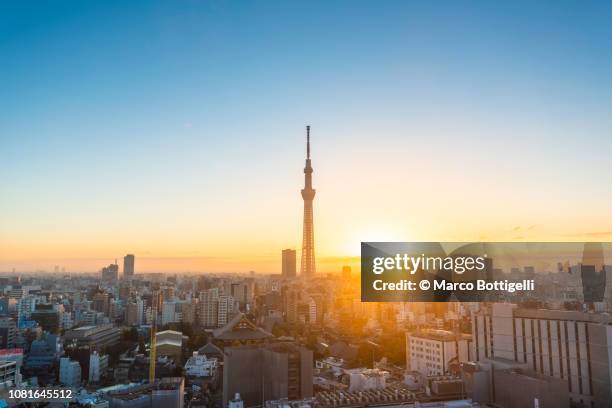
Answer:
[[156, 330, 183, 336], [514, 307, 612, 323], [409, 329, 471, 342], [212, 313, 273, 341], [198, 341, 223, 358]]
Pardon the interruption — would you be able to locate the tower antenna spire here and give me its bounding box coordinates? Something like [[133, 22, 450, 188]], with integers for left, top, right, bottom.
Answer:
[[306, 125, 310, 159]]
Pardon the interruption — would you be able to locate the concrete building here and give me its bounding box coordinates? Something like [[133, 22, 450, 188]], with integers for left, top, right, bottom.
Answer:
[[127, 298, 144, 326], [152, 377, 184, 408], [89, 351, 108, 383], [30, 303, 60, 333], [184, 352, 217, 378], [101, 263, 119, 281], [0, 318, 16, 349], [59, 357, 81, 386], [461, 359, 569, 408], [16, 296, 37, 323], [217, 295, 234, 327], [406, 329, 471, 376], [162, 301, 179, 326], [223, 343, 313, 408], [0, 349, 23, 386], [344, 368, 388, 392], [100, 378, 184, 408], [124, 254, 135, 280], [472, 303, 612, 407], [180, 300, 197, 325], [93, 292, 110, 315], [64, 324, 121, 349], [61, 311, 74, 329], [495, 367, 569, 408], [282, 249, 297, 278], [228, 393, 243, 408], [230, 282, 254, 305], [0, 361, 18, 388], [156, 330, 184, 363], [198, 289, 219, 327], [24, 334, 59, 372]]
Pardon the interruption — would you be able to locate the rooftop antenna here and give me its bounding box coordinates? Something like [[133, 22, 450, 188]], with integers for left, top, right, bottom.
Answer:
[[306, 125, 310, 159]]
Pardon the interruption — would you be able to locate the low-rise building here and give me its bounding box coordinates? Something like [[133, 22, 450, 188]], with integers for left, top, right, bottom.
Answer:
[[184, 352, 217, 378], [155, 330, 184, 363], [64, 324, 120, 349], [406, 329, 471, 376]]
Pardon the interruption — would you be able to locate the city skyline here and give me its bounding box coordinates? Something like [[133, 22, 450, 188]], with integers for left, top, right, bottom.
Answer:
[[3, 2, 612, 273]]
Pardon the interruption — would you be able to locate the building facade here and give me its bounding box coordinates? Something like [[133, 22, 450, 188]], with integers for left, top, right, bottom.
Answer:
[[282, 249, 297, 278], [406, 329, 471, 376], [472, 303, 612, 407]]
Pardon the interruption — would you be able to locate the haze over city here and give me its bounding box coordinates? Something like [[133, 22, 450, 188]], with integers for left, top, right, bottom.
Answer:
[[3, 1, 612, 273]]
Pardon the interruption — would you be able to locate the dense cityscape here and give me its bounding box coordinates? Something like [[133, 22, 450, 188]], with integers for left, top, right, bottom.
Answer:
[[0, 130, 611, 408], [0, 251, 611, 408]]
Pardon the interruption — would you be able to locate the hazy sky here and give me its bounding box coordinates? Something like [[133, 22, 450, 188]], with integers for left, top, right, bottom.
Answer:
[[2, 1, 612, 273]]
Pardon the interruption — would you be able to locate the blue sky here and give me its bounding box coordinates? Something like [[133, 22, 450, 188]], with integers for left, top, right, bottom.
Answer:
[[2, 1, 612, 272]]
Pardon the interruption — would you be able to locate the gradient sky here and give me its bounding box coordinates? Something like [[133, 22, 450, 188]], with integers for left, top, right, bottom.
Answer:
[[2, 1, 612, 273]]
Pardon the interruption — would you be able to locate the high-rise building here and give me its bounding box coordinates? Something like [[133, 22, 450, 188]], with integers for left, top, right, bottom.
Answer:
[[230, 281, 254, 305], [284, 287, 299, 324], [17, 296, 36, 323], [472, 303, 612, 407], [123, 254, 135, 279], [0, 318, 16, 349], [92, 292, 110, 315], [101, 262, 119, 281], [126, 298, 144, 326], [282, 249, 297, 278], [217, 295, 234, 327], [30, 304, 60, 333], [300, 126, 316, 278], [89, 351, 108, 383], [199, 289, 219, 327], [181, 299, 197, 325]]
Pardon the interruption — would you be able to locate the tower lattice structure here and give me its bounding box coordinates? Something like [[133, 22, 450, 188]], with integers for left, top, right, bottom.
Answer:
[[300, 126, 316, 277]]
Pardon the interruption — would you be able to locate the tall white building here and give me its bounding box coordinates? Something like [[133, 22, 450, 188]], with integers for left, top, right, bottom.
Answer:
[[472, 303, 612, 407], [89, 351, 108, 383], [217, 295, 234, 327]]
